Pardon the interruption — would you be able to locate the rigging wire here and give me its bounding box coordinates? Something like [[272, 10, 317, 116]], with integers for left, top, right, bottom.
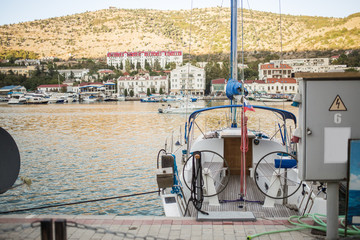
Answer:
[[185, 0, 194, 118], [279, 0, 285, 110], [239, 0, 247, 198]]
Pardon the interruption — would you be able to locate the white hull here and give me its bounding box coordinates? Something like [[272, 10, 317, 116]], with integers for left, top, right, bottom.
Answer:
[[255, 97, 287, 102]]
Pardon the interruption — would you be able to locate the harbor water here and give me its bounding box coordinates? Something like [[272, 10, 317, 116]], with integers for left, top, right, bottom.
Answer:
[[0, 100, 297, 216]]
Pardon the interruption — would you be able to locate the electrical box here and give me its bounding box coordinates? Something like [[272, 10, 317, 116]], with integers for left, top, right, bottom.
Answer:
[[296, 73, 360, 181]]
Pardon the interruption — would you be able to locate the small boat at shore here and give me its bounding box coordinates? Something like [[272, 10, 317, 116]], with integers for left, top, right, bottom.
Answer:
[[255, 94, 288, 102], [8, 94, 27, 104], [140, 96, 160, 102], [158, 101, 203, 114]]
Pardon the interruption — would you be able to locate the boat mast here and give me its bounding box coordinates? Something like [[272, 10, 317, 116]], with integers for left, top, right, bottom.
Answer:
[[230, 0, 238, 126]]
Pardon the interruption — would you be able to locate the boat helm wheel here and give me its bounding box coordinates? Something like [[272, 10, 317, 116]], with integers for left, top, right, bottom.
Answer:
[[182, 150, 230, 197], [254, 151, 302, 199]]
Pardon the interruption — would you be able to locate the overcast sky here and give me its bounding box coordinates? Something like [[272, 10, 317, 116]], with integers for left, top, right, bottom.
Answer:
[[1, 0, 359, 26]]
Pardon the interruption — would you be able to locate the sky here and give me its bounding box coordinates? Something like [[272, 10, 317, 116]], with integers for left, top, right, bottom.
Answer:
[[0, 0, 359, 26]]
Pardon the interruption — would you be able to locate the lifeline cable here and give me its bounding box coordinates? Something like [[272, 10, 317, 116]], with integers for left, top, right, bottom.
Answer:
[[0, 190, 160, 214]]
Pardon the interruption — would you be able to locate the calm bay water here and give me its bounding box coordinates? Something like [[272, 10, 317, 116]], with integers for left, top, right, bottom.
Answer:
[[0, 100, 297, 216]]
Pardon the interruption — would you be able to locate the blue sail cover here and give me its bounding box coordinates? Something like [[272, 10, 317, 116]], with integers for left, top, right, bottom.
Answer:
[[225, 78, 248, 100]]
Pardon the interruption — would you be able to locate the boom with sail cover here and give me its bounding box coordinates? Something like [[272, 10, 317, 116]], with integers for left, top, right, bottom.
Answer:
[[225, 78, 248, 100]]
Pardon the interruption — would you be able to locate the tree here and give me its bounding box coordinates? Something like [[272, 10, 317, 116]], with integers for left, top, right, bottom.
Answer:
[[120, 62, 123, 70], [204, 61, 222, 94], [147, 88, 151, 96], [221, 61, 230, 79], [124, 89, 128, 97], [145, 60, 151, 71], [151, 88, 156, 94], [129, 89, 134, 97], [159, 88, 164, 95], [125, 59, 131, 73], [153, 59, 162, 71], [168, 62, 177, 70], [136, 62, 141, 70]]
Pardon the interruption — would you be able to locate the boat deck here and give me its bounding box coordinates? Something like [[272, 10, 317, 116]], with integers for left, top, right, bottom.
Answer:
[[189, 175, 299, 219]]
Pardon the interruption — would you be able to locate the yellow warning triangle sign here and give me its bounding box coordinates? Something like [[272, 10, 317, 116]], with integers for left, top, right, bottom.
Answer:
[[329, 95, 347, 111]]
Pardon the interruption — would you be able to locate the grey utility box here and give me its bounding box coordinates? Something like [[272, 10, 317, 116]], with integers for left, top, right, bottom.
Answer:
[[296, 72, 360, 181]]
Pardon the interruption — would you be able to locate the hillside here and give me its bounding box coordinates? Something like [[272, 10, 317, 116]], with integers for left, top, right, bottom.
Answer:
[[0, 8, 359, 59]]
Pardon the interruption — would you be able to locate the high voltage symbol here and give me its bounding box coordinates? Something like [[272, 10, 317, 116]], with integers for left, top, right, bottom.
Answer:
[[329, 95, 347, 111]]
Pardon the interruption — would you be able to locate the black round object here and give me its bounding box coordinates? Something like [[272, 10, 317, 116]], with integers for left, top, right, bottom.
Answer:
[[0, 127, 20, 194]]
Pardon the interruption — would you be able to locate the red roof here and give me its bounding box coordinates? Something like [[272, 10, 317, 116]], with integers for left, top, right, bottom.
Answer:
[[260, 63, 292, 70], [37, 84, 68, 88], [79, 82, 103, 86], [211, 78, 226, 84], [244, 80, 266, 84], [118, 75, 167, 81], [267, 78, 297, 84]]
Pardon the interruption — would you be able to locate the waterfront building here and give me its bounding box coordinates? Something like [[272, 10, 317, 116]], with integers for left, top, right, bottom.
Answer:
[[211, 78, 227, 95], [170, 63, 205, 96], [57, 69, 89, 80], [77, 81, 116, 96], [264, 78, 298, 94], [0, 66, 37, 77], [117, 73, 168, 97], [210, 78, 297, 95], [0, 85, 26, 97], [107, 51, 183, 70], [37, 84, 68, 93]]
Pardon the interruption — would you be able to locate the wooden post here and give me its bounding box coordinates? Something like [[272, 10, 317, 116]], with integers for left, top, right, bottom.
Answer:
[[41, 219, 53, 240], [54, 219, 67, 240]]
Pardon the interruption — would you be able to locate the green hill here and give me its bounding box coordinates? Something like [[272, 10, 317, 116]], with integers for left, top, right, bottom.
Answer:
[[0, 8, 359, 59]]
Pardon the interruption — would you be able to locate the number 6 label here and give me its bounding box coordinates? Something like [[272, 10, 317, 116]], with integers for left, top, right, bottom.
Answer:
[[334, 113, 342, 124]]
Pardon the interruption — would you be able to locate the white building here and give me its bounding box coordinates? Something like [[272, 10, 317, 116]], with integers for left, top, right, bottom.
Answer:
[[198, 62, 248, 69], [258, 63, 292, 81], [117, 73, 169, 97], [15, 59, 40, 66], [170, 63, 206, 96], [260, 58, 347, 78], [57, 69, 89, 80], [107, 51, 183, 70], [210, 78, 298, 95], [37, 84, 68, 92]]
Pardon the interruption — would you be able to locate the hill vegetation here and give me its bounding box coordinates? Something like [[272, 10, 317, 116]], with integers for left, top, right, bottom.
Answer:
[[0, 8, 359, 59]]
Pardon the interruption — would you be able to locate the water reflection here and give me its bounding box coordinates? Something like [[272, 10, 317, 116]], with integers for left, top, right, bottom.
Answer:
[[0, 101, 298, 216]]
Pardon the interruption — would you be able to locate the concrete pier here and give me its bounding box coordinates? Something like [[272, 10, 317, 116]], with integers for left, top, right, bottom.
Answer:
[[0, 214, 321, 240]]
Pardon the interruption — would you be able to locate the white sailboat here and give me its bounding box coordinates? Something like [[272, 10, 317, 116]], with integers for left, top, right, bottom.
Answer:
[[155, 0, 327, 222]]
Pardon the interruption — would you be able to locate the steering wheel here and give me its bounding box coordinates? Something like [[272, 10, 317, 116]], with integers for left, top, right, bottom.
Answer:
[[182, 150, 230, 197]]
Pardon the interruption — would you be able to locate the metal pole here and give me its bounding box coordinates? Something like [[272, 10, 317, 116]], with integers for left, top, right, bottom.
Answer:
[[41, 219, 53, 240], [55, 219, 67, 240], [326, 182, 339, 240]]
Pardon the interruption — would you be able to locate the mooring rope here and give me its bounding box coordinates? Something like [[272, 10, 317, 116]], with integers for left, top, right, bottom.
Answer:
[[0, 190, 160, 214]]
